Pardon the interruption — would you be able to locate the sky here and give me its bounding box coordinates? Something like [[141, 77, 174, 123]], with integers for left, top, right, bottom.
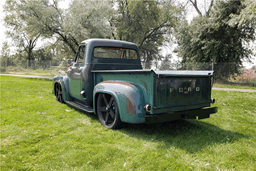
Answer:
[[0, 0, 255, 68]]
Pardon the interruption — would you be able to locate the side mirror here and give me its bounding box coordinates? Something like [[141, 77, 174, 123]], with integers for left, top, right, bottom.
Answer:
[[67, 59, 72, 65]]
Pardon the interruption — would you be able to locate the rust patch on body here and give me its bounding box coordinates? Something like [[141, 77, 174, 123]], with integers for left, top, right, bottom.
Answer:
[[100, 80, 134, 87], [126, 97, 135, 115], [98, 80, 137, 115]]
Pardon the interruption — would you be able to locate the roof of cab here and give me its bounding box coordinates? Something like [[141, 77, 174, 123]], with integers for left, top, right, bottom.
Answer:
[[80, 39, 138, 50]]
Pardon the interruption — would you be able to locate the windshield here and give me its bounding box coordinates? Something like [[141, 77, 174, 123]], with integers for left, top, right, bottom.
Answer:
[[93, 47, 137, 59]]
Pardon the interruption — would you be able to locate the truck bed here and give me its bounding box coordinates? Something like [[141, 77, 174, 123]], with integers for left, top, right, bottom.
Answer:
[[92, 69, 214, 115]]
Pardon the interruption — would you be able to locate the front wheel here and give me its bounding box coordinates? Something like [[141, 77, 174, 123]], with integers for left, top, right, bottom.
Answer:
[[97, 93, 122, 129]]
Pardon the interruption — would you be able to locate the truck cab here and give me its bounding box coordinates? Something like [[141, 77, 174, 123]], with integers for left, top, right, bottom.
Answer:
[[53, 39, 217, 129]]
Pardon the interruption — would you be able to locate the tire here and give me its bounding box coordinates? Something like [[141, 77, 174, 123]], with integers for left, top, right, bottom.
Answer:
[[97, 93, 122, 129], [55, 83, 64, 103]]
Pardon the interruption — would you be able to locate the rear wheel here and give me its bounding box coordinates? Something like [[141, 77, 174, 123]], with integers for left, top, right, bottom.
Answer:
[[55, 83, 64, 103], [97, 93, 122, 129]]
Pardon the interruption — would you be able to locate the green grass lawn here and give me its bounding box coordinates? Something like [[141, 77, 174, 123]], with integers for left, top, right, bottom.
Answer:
[[213, 83, 256, 90], [213, 79, 256, 90], [3, 73, 55, 77], [1, 75, 256, 170]]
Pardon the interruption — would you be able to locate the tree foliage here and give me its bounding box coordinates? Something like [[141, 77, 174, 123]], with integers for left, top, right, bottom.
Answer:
[[115, 0, 182, 66], [175, 0, 256, 79], [159, 54, 172, 70], [0, 42, 10, 72], [4, 0, 41, 61], [4, 0, 113, 60], [3, 0, 255, 74], [228, 0, 256, 29], [3, 0, 183, 65]]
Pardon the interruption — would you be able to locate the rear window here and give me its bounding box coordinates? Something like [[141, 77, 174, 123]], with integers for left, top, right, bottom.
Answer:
[[93, 47, 137, 59]]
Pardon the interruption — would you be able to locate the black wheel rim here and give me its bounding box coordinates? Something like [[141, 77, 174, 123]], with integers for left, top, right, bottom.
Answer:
[[56, 84, 63, 102], [98, 94, 118, 126]]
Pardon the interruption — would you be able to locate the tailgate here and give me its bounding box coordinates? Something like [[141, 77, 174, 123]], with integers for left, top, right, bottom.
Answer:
[[154, 70, 213, 111]]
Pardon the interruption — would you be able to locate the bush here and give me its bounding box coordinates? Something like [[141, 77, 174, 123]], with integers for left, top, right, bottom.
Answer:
[[228, 68, 256, 84]]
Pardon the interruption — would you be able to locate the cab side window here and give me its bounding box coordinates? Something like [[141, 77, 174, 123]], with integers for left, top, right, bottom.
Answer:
[[76, 45, 86, 63]]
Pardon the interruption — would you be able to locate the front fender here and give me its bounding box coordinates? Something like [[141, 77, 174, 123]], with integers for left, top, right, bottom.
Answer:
[[93, 81, 147, 124], [53, 75, 71, 102]]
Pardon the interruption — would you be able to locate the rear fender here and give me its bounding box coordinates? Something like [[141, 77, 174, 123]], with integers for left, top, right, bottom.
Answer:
[[53, 75, 72, 102], [93, 81, 147, 124]]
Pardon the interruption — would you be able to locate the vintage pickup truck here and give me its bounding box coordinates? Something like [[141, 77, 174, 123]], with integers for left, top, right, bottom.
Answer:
[[53, 39, 217, 129]]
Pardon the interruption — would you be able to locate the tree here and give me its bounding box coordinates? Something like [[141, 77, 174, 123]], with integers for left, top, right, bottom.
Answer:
[[228, 0, 256, 29], [174, 0, 256, 79], [115, 0, 182, 67], [67, 0, 113, 40], [0, 42, 10, 59], [16, 0, 78, 55], [229, 0, 256, 57], [4, 0, 41, 61], [3, 0, 185, 66], [0, 42, 10, 72], [159, 54, 172, 70], [51, 0, 114, 59], [4, 0, 114, 60], [186, 0, 214, 17]]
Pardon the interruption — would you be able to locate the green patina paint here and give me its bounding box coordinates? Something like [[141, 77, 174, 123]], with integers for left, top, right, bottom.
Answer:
[[52, 39, 217, 126]]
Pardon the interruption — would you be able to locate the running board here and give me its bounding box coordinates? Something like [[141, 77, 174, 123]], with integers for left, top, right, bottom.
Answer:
[[66, 101, 94, 113]]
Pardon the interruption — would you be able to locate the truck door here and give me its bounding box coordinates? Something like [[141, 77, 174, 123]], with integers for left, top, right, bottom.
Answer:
[[68, 45, 86, 100]]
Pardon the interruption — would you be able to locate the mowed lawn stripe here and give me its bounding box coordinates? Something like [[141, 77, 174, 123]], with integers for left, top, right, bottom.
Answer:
[[1, 75, 256, 170]]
